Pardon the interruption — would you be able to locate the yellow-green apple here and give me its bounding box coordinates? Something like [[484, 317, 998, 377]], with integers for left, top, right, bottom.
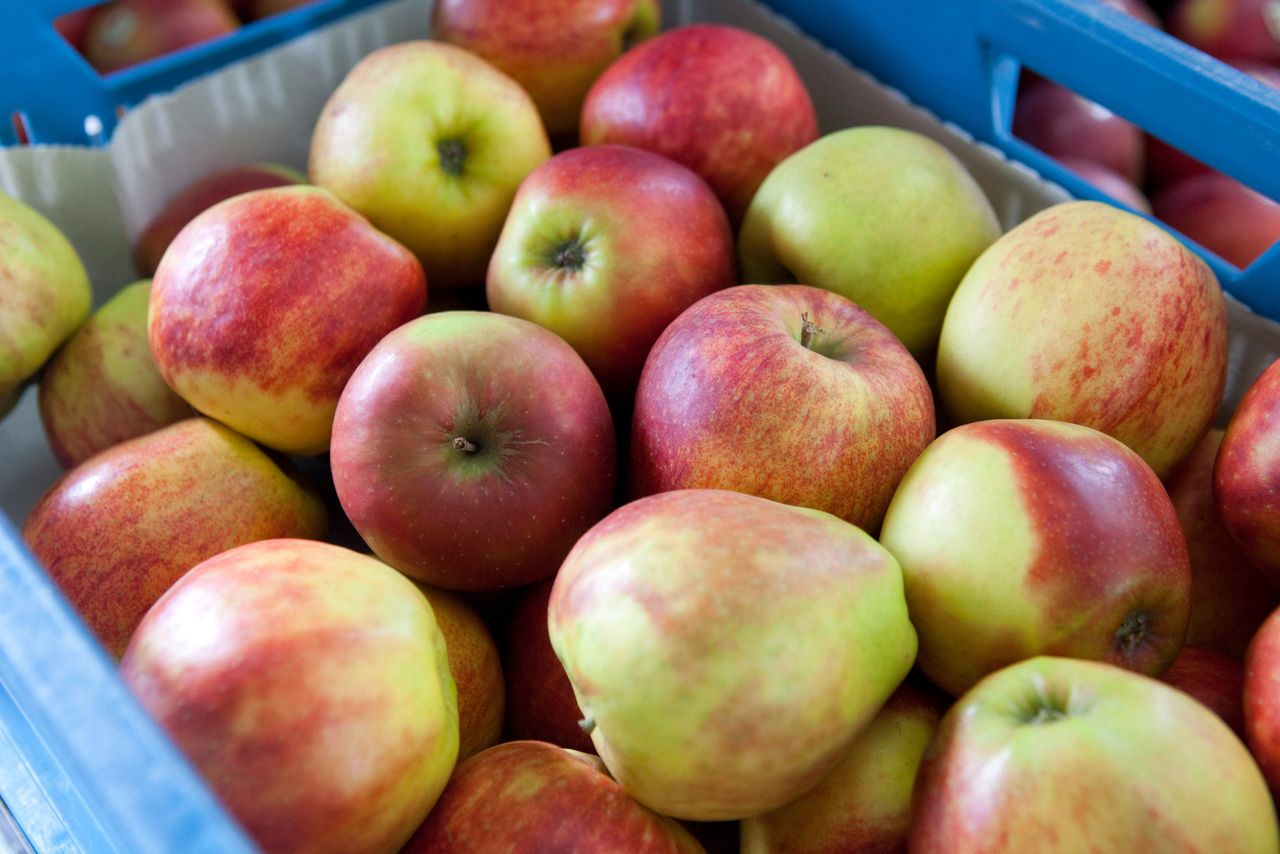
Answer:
[[1152, 171, 1280, 268], [401, 741, 703, 853], [149, 186, 426, 455], [630, 284, 934, 533], [120, 539, 458, 854], [580, 24, 818, 223], [38, 280, 193, 468], [739, 677, 947, 854], [310, 41, 551, 289], [83, 0, 240, 74], [1160, 644, 1246, 737], [1245, 605, 1280, 792], [432, 0, 660, 140], [22, 417, 327, 658], [549, 489, 918, 821], [0, 192, 91, 418], [1166, 428, 1279, 659], [738, 127, 1001, 357], [936, 200, 1227, 478], [1013, 80, 1144, 185], [1167, 0, 1280, 62], [503, 577, 595, 753], [330, 311, 616, 591], [134, 163, 303, 277], [910, 656, 1278, 852], [1216, 359, 1280, 587], [487, 145, 736, 397], [1057, 157, 1152, 214], [415, 584, 505, 761], [879, 419, 1191, 697]]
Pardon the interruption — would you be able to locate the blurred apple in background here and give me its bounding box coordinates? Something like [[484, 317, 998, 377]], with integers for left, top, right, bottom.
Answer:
[[487, 145, 735, 399], [1166, 0, 1280, 62], [433, 0, 660, 141], [937, 201, 1228, 479], [310, 41, 551, 289], [134, 163, 303, 277], [1159, 644, 1246, 737], [910, 657, 1278, 852], [581, 23, 818, 222], [23, 418, 327, 658], [1216, 359, 1280, 587], [248, 0, 317, 19], [1013, 79, 1145, 185], [738, 126, 1000, 357], [54, 8, 97, 52], [121, 539, 459, 854], [83, 0, 240, 74], [1102, 0, 1163, 25], [149, 186, 427, 456], [1245, 604, 1280, 793], [1056, 156, 1152, 213], [1152, 172, 1280, 268], [630, 284, 934, 533]]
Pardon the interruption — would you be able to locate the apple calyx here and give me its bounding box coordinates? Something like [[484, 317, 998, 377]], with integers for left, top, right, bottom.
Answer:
[[551, 238, 587, 273], [799, 312, 823, 350], [1114, 610, 1151, 654], [452, 436, 479, 454], [437, 138, 468, 177]]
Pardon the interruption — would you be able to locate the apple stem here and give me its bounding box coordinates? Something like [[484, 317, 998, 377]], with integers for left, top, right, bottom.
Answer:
[[800, 313, 823, 350], [578, 716, 596, 735], [452, 437, 478, 454]]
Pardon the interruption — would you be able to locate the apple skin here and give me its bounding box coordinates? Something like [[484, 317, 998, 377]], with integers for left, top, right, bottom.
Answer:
[[580, 24, 818, 222], [1013, 80, 1144, 185], [910, 656, 1278, 852], [1216, 359, 1280, 588], [936, 200, 1227, 479], [414, 584, 505, 761], [548, 489, 918, 821], [401, 741, 703, 853], [739, 677, 948, 854], [0, 192, 92, 418], [1160, 645, 1246, 737], [120, 539, 459, 854], [310, 41, 551, 289], [432, 0, 660, 140], [738, 127, 1001, 357], [1166, 428, 1278, 659], [1152, 171, 1280, 269], [22, 418, 328, 658], [55, 9, 96, 51], [503, 577, 596, 753], [879, 419, 1191, 697], [38, 280, 193, 468], [149, 185, 427, 456], [630, 284, 934, 533], [249, 0, 317, 18], [83, 0, 240, 74], [1245, 606, 1280, 793], [1167, 0, 1280, 63], [330, 311, 616, 591], [134, 163, 303, 277], [1056, 157, 1152, 214]]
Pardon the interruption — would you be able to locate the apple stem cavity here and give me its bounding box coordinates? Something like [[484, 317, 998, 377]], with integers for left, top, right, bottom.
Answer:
[[799, 312, 823, 350], [437, 138, 468, 177], [1114, 611, 1150, 654], [578, 716, 596, 735], [452, 437, 478, 454], [551, 238, 587, 272]]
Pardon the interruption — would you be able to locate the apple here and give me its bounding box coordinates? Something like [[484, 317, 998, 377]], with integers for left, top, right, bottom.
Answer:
[[414, 584, 505, 761], [330, 311, 616, 591], [134, 163, 303, 277], [879, 419, 1191, 697], [1160, 644, 1246, 737], [83, 0, 240, 75], [1152, 171, 1280, 269], [1245, 604, 1280, 792], [1165, 428, 1278, 659], [936, 200, 1228, 479], [248, 0, 317, 18], [401, 741, 703, 852], [22, 418, 328, 658], [1056, 156, 1152, 214], [310, 41, 551, 289], [1013, 80, 1144, 185], [739, 677, 948, 854], [580, 24, 818, 222], [503, 577, 595, 753], [55, 9, 96, 52], [630, 284, 934, 533], [487, 144, 736, 398], [1167, 0, 1280, 63], [121, 539, 459, 854], [1102, 0, 1161, 26], [38, 280, 193, 468], [549, 489, 918, 821], [910, 656, 1278, 851], [738, 126, 1001, 357], [1216, 358, 1280, 587], [432, 0, 660, 140], [148, 186, 427, 456], [1, 191, 91, 418]]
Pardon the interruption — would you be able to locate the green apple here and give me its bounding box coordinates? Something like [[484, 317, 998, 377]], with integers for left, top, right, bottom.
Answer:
[[738, 126, 1000, 356]]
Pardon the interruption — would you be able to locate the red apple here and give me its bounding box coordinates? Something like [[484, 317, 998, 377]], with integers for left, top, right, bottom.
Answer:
[[330, 311, 616, 591], [23, 418, 328, 658], [134, 163, 303, 277], [503, 577, 595, 753], [1245, 605, 1280, 792], [1167, 0, 1280, 63], [1056, 156, 1152, 213], [1216, 359, 1280, 586], [580, 24, 818, 222], [1013, 79, 1144, 185], [121, 539, 459, 854], [1160, 644, 1246, 737], [631, 284, 934, 533], [54, 9, 96, 52], [83, 0, 240, 74], [487, 144, 736, 397], [149, 186, 427, 455], [402, 741, 703, 852], [248, 0, 316, 18], [1152, 171, 1280, 268]]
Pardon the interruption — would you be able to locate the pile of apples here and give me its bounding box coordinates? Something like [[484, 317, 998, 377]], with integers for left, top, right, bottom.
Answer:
[[6, 0, 1280, 851]]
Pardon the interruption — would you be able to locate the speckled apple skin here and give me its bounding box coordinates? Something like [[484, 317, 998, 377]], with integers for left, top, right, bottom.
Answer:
[[1216, 359, 1280, 588], [1246, 606, 1280, 793], [1160, 645, 1246, 738]]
